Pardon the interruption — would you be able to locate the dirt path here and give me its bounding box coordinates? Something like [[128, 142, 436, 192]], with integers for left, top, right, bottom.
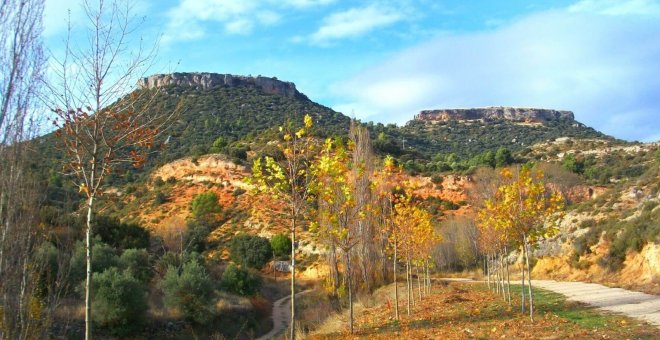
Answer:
[[256, 289, 313, 340], [532, 280, 660, 328]]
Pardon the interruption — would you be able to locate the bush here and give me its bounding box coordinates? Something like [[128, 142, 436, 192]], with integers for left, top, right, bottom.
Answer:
[[183, 221, 211, 253], [70, 239, 118, 283], [154, 191, 168, 205], [161, 259, 214, 324], [220, 264, 261, 296], [232, 187, 246, 197], [270, 233, 292, 258], [495, 147, 513, 167], [92, 267, 147, 336], [94, 215, 150, 250], [153, 176, 165, 187], [118, 249, 152, 283], [229, 234, 273, 269], [34, 241, 60, 299], [190, 191, 221, 222]]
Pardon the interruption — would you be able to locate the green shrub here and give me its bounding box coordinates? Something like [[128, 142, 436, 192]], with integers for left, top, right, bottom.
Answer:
[[229, 234, 273, 269], [118, 249, 152, 283], [232, 187, 246, 197], [70, 239, 118, 283], [154, 191, 168, 205], [270, 233, 292, 258], [153, 176, 165, 187], [220, 264, 261, 296], [94, 215, 150, 250], [183, 221, 211, 253], [190, 191, 221, 222], [161, 259, 214, 324], [495, 147, 513, 167], [92, 267, 147, 336], [34, 241, 60, 299]]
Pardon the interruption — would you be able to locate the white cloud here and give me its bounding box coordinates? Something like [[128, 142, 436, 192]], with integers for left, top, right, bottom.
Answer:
[[281, 0, 336, 8], [163, 0, 331, 43], [569, 0, 660, 16], [309, 4, 404, 45], [331, 5, 660, 142]]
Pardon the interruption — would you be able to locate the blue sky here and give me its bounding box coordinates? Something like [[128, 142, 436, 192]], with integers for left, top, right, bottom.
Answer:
[[43, 0, 660, 142]]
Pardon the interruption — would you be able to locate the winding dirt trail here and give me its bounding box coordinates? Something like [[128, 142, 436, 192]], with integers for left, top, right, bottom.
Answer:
[[532, 280, 660, 328], [257, 289, 313, 340]]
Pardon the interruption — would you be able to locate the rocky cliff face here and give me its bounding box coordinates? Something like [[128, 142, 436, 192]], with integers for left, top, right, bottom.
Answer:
[[415, 107, 574, 123], [137, 72, 301, 97]]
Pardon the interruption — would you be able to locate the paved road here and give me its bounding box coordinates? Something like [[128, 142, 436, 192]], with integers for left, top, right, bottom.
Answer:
[[438, 278, 660, 328], [256, 289, 313, 340], [532, 280, 660, 328]]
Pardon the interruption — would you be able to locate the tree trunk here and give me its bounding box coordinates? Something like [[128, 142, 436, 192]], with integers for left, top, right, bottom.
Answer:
[[290, 215, 296, 340], [406, 260, 411, 315], [85, 194, 95, 340], [486, 255, 490, 291], [393, 240, 399, 320], [521, 237, 526, 314], [329, 242, 339, 294], [416, 266, 422, 301], [505, 248, 511, 304], [500, 253, 505, 300], [425, 260, 430, 295], [347, 250, 354, 334], [524, 235, 534, 321]]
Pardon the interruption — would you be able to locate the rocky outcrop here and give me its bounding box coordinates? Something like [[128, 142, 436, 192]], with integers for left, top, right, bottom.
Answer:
[[137, 72, 301, 97], [415, 107, 574, 123]]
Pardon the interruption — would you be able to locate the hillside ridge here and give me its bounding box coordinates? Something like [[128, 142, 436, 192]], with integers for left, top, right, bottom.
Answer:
[[137, 72, 302, 98], [415, 106, 575, 123]]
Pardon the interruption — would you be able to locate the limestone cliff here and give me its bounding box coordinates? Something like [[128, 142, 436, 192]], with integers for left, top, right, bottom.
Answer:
[[415, 107, 574, 123], [137, 72, 302, 98]]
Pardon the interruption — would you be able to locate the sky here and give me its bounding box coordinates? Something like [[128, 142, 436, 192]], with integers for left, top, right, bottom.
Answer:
[[43, 0, 660, 142]]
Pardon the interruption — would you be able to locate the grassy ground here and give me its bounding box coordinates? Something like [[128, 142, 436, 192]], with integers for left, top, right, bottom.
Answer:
[[312, 280, 658, 339]]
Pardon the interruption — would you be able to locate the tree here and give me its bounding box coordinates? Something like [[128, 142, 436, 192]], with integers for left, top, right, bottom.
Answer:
[[312, 137, 359, 332], [220, 264, 262, 296], [374, 155, 403, 320], [190, 191, 222, 223], [161, 259, 213, 325], [117, 249, 151, 283], [91, 268, 147, 336], [495, 147, 513, 167], [0, 0, 55, 337], [48, 1, 176, 337], [393, 195, 437, 316], [271, 233, 292, 258], [562, 153, 584, 174], [229, 234, 273, 270], [249, 114, 315, 339], [478, 166, 564, 321]]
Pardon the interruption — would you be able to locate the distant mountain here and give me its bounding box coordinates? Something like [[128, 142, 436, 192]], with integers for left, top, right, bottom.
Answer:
[[382, 106, 614, 162], [34, 72, 620, 182], [414, 107, 574, 123]]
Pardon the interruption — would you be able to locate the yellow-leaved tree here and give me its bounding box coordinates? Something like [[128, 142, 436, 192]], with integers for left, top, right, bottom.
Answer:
[[478, 165, 564, 321], [393, 194, 439, 316], [249, 114, 315, 339]]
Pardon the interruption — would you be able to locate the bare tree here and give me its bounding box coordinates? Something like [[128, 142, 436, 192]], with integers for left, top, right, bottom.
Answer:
[[0, 0, 53, 338], [47, 1, 176, 338]]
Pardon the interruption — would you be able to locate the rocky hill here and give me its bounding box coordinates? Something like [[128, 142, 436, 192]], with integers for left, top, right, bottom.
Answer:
[[138, 72, 303, 98], [415, 107, 575, 123]]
